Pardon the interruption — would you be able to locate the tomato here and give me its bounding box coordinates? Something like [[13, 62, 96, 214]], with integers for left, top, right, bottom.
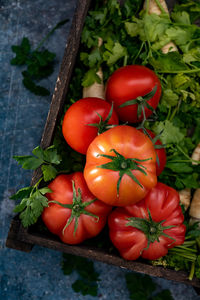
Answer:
[[139, 129, 166, 176], [42, 172, 112, 244], [84, 125, 157, 206], [105, 65, 162, 123], [108, 182, 186, 261], [62, 97, 119, 154]]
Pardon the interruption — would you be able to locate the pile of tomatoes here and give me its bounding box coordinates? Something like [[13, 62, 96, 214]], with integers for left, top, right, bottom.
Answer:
[[42, 65, 186, 261]]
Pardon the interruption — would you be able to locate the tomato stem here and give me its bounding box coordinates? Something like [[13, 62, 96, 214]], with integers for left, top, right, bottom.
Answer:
[[119, 85, 157, 121], [97, 149, 151, 195], [126, 209, 175, 251], [87, 102, 116, 135], [49, 180, 98, 236]]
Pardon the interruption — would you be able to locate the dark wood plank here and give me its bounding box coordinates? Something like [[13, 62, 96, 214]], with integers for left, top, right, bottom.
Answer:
[[40, 0, 92, 149], [5, 217, 33, 252], [31, 0, 92, 188], [16, 229, 200, 288]]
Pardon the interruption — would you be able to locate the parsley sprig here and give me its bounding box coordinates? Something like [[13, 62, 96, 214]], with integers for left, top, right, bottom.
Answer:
[[11, 19, 69, 96], [11, 145, 61, 227], [11, 179, 51, 227], [13, 145, 61, 182]]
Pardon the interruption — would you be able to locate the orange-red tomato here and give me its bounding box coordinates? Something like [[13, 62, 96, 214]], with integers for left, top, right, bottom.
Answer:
[[42, 172, 112, 245], [84, 125, 157, 206], [105, 65, 162, 123], [62, 97, 119, 154], [108, 182, 186, 261]]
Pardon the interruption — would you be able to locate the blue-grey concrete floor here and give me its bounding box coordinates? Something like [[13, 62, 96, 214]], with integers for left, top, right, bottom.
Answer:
[[0, 1, 200, 299]]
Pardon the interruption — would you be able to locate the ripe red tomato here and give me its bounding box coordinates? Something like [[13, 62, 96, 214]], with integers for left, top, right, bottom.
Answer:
[[62, 97, 119, 154], [84, 125, 157, 206], [42, 172, 112, 245], [105, 65, 162, 123], [139, 129, 166, 176], [108, 182, 186, 261]]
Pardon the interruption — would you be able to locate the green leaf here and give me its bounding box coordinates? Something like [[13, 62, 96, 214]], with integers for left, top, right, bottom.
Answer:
[[38, 187, 52, 195], [178, 173, 200, 189], [161, 89, 179, 107], [151, 289, 174, 300], [171, 11, 191, 25], [13, 155, 43, 170], [82, 68, 101, 87], [150, 52, 188, 72], [32, 146, 44, 159], [165, 27, 191, 46], [13, 145, 61, 172], [183, 47, 200, 64], [62, 253, 100, 297], [125, 19, 146, 41], [11, 37, 31, 65], [26, 50, 55, 79], [42, 145, 61, 164], [152, 120, 184, 144], [10, 18, 69, 96], [72, 279, 98, 297], [16, 187, 49, 227], [41, 164, 58, 182], [125, 273, 156, 300], [22, 74, 50, 96], [87, 48, 102, 68], [144, 14, 170, 43], [89, 9, 107, 25], [10, 186, 33, 200], [13, 198, 30, 213], [166, 161, 193, 173], [103, 41, 127, 65]]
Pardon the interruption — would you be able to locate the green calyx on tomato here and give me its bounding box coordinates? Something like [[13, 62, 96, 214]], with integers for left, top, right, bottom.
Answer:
[[49, 180, 98, 235], [119, 85, 157, 120], [126, 209, 175, 251], [87, 102, 116, 135], [97, 149, 151, 194]]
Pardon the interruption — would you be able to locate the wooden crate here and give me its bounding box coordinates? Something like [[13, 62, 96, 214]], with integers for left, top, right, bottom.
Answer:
[[6, 0, 200, 290]]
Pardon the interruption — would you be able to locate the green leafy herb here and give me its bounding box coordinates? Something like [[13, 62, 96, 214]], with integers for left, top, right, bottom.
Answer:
[[125, 272, 174, 300], [11, 19, 69, 95], [62, 253, 100, 297], [13, 145, 61, 181], [11, 145, 62, 226], [152, 120, 184, 145], [11, 181, 51, 227]]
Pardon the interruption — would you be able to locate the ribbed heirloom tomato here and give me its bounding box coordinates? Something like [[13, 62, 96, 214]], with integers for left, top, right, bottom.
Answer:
[[62, 97, 119, 154], [42, 172, 112, 244], [108, 182, 186, 260], [105, 65, 162, 123], [84, 125, 157, 206]]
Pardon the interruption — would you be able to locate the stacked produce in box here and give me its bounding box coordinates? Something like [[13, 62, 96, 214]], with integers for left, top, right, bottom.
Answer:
[[12, 0, 200, 281]]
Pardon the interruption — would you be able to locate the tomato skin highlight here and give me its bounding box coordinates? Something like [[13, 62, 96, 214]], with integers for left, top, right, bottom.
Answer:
[[62, 97, 119, 154], [139, 129, 166, 176], [108, 182, 186, 260], [105, 65, 162, 123], [42, 172, 112, 245], [84, 125, 157, 206]]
